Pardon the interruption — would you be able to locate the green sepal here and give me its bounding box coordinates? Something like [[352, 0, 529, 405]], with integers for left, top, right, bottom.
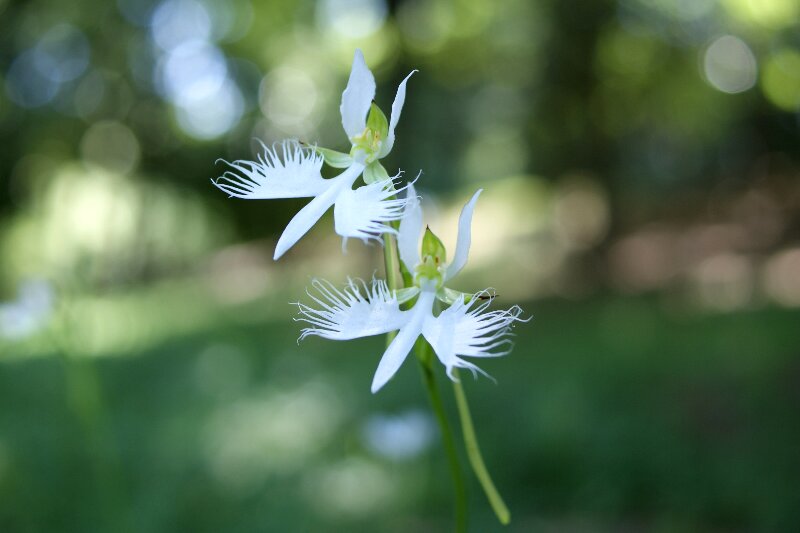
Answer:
[[363, 161, 391, 184], [310, 146, 353, 168], [436, 287, 473, 305], [415, 227, 447, 288], [366, 102, 389, 140], [421, 227, 447, 264], [394, 287, 420, 304]]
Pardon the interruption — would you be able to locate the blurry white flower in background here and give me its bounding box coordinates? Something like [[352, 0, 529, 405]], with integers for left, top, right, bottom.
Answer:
[[362, 409, 435, 461], [0, 280, 55, 341]]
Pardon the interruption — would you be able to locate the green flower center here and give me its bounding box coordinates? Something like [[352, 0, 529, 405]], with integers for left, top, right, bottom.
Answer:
[[350, 102, 388, 164]]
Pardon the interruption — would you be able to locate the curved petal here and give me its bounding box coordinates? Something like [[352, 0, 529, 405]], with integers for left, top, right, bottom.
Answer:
[[334, 178, 410, 247], [422, 293, 526, 380], [371, 290, 435, 393], [378, 70, 417, 158], [397, 181, 422, 272], [212, 140, 327, 199], [296, 278, 408, 341], [340, 49, 376, 139], [273, 163, 364, 259], [445, 189, 482, 281]]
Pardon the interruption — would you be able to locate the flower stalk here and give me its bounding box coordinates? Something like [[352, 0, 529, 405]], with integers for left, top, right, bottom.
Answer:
[[418, 339, 468, 533], [453, 370, 511, 525], [383, 221, 469, 531]]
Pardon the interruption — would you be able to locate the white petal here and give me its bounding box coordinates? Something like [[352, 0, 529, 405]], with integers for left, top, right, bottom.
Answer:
[[378, 70, 416, 158], [212, 140, 327, 199], [422, 293, 525, 380], [273, 163, 364, 259], [397, 181, 422, 271], [333, 178, 410, 246], [445, 189, 482, 281], [340, 49, 376, 139], [297, 278, 408, 341], [371, 290, 435, 393]]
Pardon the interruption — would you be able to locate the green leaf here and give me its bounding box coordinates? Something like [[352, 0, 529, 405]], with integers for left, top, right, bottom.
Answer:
[[310, 146, 353, 168], [366, 102, 389, 140], [363, 161, 391, 184]]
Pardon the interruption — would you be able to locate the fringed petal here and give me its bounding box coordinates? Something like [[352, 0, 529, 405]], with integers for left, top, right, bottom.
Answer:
[[333, 177, 411, 247], [422, 292, 527, 381], [296, 278, 408, 341], [212, 140, 328, 199]]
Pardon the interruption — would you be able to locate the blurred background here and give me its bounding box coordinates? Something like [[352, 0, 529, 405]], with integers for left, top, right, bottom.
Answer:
[[1, 0, 799, 530]]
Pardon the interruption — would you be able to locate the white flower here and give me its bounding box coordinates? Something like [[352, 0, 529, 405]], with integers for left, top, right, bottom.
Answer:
[[297, 186, 527, 393], [212, 50, 416, 259]]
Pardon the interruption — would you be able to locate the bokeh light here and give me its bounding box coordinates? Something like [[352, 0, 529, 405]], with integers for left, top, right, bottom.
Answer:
[[761, 49, 800, 111], [317, 0, 388, 39], [703, 35, 757, 94]]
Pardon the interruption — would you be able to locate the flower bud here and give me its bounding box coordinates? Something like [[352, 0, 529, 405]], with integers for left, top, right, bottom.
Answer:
[[421, 226, 447, 263], [415, 227, 447, 287]]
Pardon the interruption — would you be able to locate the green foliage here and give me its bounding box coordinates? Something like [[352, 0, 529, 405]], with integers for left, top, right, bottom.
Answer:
[[1, 295, 798, 531]]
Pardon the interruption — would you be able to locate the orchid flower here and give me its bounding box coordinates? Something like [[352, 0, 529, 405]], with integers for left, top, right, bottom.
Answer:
[[212, 50, 416, 259], [297, 184, 526, 393]]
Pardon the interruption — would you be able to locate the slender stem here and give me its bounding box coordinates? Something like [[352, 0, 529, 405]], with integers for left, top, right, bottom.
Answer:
[[417, 341, 468, 533], [452, 370, 511, 525], [382, 232, 401, 345], [382, 218, 467, 530], [382, 232, 402, 292]]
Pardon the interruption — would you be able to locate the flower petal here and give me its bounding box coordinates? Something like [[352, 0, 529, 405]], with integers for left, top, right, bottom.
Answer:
[[397, 181, 422, 271], [422, 293, 525, 380], [333, 177, 410, 247], [340, 49, 376, 139], [378, 70, 416, 158], [273, 163, 364, 259], [296, 278, 408, 341], [371, 290, 435, 393], [445, 189, 482, 281], [212, 140, 327, 199]]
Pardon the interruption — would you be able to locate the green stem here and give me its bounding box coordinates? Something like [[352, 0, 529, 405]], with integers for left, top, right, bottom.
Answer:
[[382, 232, 401, 345], [452, 370, 511, 525], [382, 232, 402, 292], [417, 341, 468, 533], [382, 218, 467, 530]]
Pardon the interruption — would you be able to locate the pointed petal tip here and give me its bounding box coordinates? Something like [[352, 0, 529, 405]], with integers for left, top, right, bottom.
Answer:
[[370, 370, 390, 393], [402, 69, 418, 83]]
